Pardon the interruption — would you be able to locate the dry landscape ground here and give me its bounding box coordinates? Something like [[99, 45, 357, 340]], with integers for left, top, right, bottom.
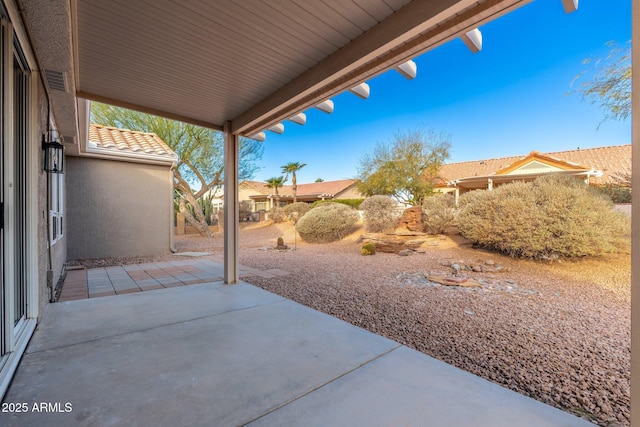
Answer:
[[76, 221, 631, 426]]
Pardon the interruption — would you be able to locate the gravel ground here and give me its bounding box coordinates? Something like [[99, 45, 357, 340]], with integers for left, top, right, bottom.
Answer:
[[70, 222, 631, 426]]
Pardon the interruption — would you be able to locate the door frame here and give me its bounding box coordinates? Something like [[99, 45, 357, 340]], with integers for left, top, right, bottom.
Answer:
[[0, 1, 41, 397]]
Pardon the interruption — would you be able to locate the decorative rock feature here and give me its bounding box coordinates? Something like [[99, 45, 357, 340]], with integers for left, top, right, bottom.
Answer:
[[356, 234, 423, 254], [397, 206, 424, 232], [391, 271, 540, 296], [451, 263, 460, 275], [427, 275, 481, 288], [275, 237, 288, 250]]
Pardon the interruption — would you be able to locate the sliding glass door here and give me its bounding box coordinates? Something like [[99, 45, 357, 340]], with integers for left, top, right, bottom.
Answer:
[[0, 15, 31, 366], [12, 51, 28, 331], [0, 18, 5, 363]]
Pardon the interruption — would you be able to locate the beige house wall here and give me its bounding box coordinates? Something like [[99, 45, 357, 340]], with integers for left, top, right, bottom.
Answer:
[[239, 184, 266, 210], [66, 156, 173, 259], [434, 187, 456, 196], [36, 71, 62, 317], [335, 185, 364, 200]]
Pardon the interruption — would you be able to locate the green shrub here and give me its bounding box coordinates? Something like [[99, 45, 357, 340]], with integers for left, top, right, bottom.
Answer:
[[311, 198, 364, 209], [269, 207, 286, 223], [360, 195, 401, 232], [283, 202, 312, 222], [595, 184, 632, 204], [457, 174, 630, 258], [422, 194, 456, 234], [296, 202, 359, 243], [361, 242, 376, 255], [595, 172, 632, 203]]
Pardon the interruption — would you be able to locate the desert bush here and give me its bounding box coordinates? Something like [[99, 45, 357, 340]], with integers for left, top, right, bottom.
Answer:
[[360, 195, 401, 232], [361, 242, 376, 255], [457, 174, 630, 258], [595, 184, 632, 204], [595, 172, 632, 203], [283, 202, 312, 222], [311, 199, 364, 209], [295, 202, 359, 243], [422, 194, 456, 234], [239, 200, 253, 220], [457, 189, 486, 209], [269, 207, 286, 223]]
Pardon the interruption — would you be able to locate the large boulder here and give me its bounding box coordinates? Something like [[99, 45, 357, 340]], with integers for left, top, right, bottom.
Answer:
[[397, 206, 424, 232], [356, 234, 423, 254]]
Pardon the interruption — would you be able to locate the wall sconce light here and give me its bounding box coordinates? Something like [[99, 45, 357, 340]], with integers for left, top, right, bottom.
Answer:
[[42, 134, 64, 173]]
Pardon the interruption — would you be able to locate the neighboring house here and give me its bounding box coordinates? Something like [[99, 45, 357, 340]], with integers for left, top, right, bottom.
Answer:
[[66, 124, 178, 259], [434, 145, 631, 201], [240, 179, 362, 211]]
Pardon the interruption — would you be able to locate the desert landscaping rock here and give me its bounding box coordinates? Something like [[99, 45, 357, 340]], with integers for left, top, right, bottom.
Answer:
[[69, 221, 631, 426], [396, 206, 424, 232]]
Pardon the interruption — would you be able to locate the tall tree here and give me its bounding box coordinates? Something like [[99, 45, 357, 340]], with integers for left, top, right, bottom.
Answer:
[[91, 102, 264, 237], [281, 162, 307, 202], [264, 176, 286, 208], [573, 41, 631, 123], [356, 128, 451, 206]]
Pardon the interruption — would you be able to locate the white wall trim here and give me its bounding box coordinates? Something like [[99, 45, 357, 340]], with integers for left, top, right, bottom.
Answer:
[[27, 70, 39, 317], [2, 17, 16, 353], [4, 0, 38, 71], [0, 319, 35, 399]]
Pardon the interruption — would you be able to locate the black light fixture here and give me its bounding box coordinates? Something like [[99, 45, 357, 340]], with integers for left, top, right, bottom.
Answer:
[[42, 134, 64, 173]]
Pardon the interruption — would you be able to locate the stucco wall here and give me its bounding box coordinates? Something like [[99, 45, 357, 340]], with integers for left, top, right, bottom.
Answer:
[[35, 78, 64, 313], [66, 156, 172, 259], [335, 185, 364, 200]]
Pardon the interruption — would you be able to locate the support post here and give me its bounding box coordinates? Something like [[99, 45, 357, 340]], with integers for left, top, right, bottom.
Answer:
[[487, 178, 493, 191], [631, 1, 639, 424], [454, 186, 460, 208], [223, 122, 239, 284]]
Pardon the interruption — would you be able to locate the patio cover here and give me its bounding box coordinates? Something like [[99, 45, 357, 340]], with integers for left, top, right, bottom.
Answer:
[[22, 0, 537, 141]]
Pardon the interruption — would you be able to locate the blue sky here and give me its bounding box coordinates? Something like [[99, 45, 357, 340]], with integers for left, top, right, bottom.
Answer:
[[251, 1, 631, 184]]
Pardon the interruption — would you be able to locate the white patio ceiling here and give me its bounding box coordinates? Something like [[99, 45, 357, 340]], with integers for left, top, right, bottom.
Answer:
[[21, 0, 546, 144]]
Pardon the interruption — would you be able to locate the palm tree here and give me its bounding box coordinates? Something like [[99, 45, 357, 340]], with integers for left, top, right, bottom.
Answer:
[[264, 176, 286, 208], [281, 162, 307, 203]]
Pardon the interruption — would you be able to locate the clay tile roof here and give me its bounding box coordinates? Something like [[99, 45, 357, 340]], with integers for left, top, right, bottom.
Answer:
[[437, 145, 631, 186], [246, 179, 359, 197], [241, 180, 271, 194], [88, 124, 178, 162], [280, 179, 359, 197]]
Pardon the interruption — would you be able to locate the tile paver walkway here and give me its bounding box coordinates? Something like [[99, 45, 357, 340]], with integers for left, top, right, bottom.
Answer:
[[59, 254, 288, 302]]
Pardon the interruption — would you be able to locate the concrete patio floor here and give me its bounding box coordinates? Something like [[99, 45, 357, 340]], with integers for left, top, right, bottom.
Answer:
[[3, 277, 593, 426]]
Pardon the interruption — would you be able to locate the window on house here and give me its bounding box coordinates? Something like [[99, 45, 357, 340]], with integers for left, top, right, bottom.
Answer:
[[49, 170, 63, 244]]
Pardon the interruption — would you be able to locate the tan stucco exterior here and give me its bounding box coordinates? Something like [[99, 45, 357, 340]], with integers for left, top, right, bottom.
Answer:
[[66, 157, 173, 259], [336, 185, 364, 200]]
